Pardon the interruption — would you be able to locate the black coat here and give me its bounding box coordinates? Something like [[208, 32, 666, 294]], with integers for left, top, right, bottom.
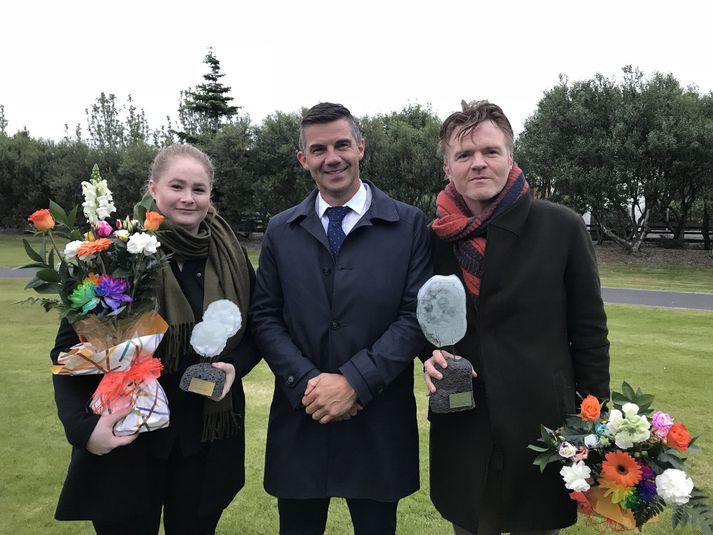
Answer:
[[51, 253, 259, 521], [251, 181, 432, 501], [428, 195, 610, 532]]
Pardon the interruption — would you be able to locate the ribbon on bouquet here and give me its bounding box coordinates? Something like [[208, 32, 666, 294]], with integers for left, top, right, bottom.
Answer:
[[91, 357, 163, 413]]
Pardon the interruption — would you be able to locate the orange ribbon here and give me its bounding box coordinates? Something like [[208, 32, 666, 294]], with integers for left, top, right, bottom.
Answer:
[[91, 358, 163, 413]]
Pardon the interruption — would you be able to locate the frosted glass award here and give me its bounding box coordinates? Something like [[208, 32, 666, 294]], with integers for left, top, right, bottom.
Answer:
[[417, 275, 474, 413], [180, 300, 241, 401]]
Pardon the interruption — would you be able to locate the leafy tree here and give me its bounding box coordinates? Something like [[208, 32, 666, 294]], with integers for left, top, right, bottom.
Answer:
[[517, 67, 711, 254], [251, 111, 310, 219], [85, 93, 125, 149], [0, 131, 54, 228], [177, 48, 239, 142], [360, 104, 443, 217], [200, 118, 254, 224]]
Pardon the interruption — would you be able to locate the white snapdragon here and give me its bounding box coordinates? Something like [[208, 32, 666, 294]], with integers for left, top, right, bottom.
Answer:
[[81, 165, 116, 225], [126, 233, 160, 256], [63, 240, 85, 260], [656, 469, 694, 505], [607, 403, 651, 449], [560, 461, 591, 492]]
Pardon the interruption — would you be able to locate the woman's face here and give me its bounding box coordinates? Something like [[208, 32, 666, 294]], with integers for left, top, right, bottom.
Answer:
[[148, 156, 212, 234]]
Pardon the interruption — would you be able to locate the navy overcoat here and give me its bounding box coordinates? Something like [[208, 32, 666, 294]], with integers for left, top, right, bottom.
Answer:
[[251, 180, 432, 501]]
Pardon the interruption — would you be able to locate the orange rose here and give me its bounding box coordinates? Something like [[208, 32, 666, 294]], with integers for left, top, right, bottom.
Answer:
[[666, 423, 691, 452], [578, 394, 601, 421], [144, 211, 164, 231], [27, 209, 55, 231]]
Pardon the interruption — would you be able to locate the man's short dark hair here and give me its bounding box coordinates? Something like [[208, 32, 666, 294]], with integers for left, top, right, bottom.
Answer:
[[438, 100, 514, 160], [298, 102, 362, 151]]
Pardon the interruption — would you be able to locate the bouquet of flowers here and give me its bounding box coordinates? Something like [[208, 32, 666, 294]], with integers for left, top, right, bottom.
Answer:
[[528, 382, 712, 532], [23, 164, 171, 435]]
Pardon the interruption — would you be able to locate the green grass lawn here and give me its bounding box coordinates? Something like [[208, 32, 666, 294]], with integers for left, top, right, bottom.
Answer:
[[0, 278, 710, 534], [598, 263, 713, 294]]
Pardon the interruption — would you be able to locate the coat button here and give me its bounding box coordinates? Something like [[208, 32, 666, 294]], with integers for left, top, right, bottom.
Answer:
[[286, 376, 294, 385], [330, 320, 340, 330], [322, 267, 331, 275], [196, 272, 202, 278]]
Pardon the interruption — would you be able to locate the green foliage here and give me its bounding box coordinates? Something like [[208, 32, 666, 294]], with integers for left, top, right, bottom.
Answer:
[[251, 110, 311, 219], [517, 67, 713, 254], [360, 104, 443, 218], [611, 381, 655, 415]]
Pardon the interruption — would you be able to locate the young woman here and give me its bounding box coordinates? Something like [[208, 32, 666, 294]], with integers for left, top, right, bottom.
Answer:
[[50, 144, 259, 535]]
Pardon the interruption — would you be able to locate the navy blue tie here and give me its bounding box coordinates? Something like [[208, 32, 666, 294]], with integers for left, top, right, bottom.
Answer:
[[325, 206, 350, 257]]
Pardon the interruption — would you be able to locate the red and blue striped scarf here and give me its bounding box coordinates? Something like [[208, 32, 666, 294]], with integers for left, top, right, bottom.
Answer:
[[432, 163, 529, 297]]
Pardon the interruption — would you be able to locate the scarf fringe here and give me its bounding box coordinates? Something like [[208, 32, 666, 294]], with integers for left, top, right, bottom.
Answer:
[[201, 408, 241, 442], [156, 322, 193, 373]]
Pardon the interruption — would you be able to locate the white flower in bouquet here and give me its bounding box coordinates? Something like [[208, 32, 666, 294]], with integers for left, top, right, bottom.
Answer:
[[584, 434, 600, 448], [656, 469, 694, 505], [127, 233, 160, 256], [114, 229, 130, 242], [607, 402, 651, 449], [190, 320, 229, 358], [63, 240, 85, 260], [558, 442, 577, 459], [560, 461, 591, 492], [203, 299, 242, 337], [81, 165, 116, 225]]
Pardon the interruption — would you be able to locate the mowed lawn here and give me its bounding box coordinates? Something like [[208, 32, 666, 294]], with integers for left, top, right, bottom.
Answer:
[[0, 274, 711, 534]]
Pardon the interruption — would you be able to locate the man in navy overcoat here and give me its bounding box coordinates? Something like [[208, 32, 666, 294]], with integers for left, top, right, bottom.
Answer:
[[251, 102, 432, 535]]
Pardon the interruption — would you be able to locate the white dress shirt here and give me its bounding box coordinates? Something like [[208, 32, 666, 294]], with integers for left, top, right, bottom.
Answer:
[[316, 180, 372, 236]]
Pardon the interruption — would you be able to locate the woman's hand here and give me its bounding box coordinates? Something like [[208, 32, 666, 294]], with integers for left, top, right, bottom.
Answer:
[[423, 349, 477, 394], [211, 362, 236, 401], [86, 404, 139, 456]]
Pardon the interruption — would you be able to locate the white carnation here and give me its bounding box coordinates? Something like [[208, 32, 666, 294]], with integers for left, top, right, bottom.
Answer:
[[190, 321, 228, 358], [656, 469, 694, 505], [126, 233, 160, 256], [203, 299, 242, 337], [63, 240, 85, 260], [560, 461, 591, 492]]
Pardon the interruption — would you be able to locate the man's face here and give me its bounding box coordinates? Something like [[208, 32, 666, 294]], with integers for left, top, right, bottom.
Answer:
[[443, 120, 513, 216], [297, 118, 365, 205]]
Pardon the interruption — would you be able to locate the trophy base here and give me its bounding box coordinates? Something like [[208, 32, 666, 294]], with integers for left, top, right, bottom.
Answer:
[[179, 363, 225, 401], [429, 358, 475, 414]]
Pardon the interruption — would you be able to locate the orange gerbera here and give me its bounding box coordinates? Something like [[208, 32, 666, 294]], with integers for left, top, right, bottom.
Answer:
[[76, 238, 113, 257], [601, 451, 642, 487]]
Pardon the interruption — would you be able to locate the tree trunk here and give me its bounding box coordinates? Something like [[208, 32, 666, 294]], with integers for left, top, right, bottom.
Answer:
[[598, 221, 635, 254], [630, 207, 652, 256]]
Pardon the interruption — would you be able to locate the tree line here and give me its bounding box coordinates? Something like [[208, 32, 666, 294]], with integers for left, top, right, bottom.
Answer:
[[1, 52, 711, 253]]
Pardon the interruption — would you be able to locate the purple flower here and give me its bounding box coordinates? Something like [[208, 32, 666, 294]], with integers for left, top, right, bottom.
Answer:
[[95, 220, 113, 238], [95, 275, 133, 310], [637, 462, 658, 503]]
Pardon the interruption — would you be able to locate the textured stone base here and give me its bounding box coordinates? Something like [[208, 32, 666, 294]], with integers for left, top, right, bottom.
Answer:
[[179, 362, 225, 401], [429, 358, 475, 414]]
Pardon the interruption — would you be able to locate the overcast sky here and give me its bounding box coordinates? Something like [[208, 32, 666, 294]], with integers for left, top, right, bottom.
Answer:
[[2, 0, 711, 141]]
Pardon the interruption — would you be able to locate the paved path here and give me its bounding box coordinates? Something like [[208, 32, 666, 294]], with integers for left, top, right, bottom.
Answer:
[[2, 268, 712, 311], [600, 287, 713, 311]]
